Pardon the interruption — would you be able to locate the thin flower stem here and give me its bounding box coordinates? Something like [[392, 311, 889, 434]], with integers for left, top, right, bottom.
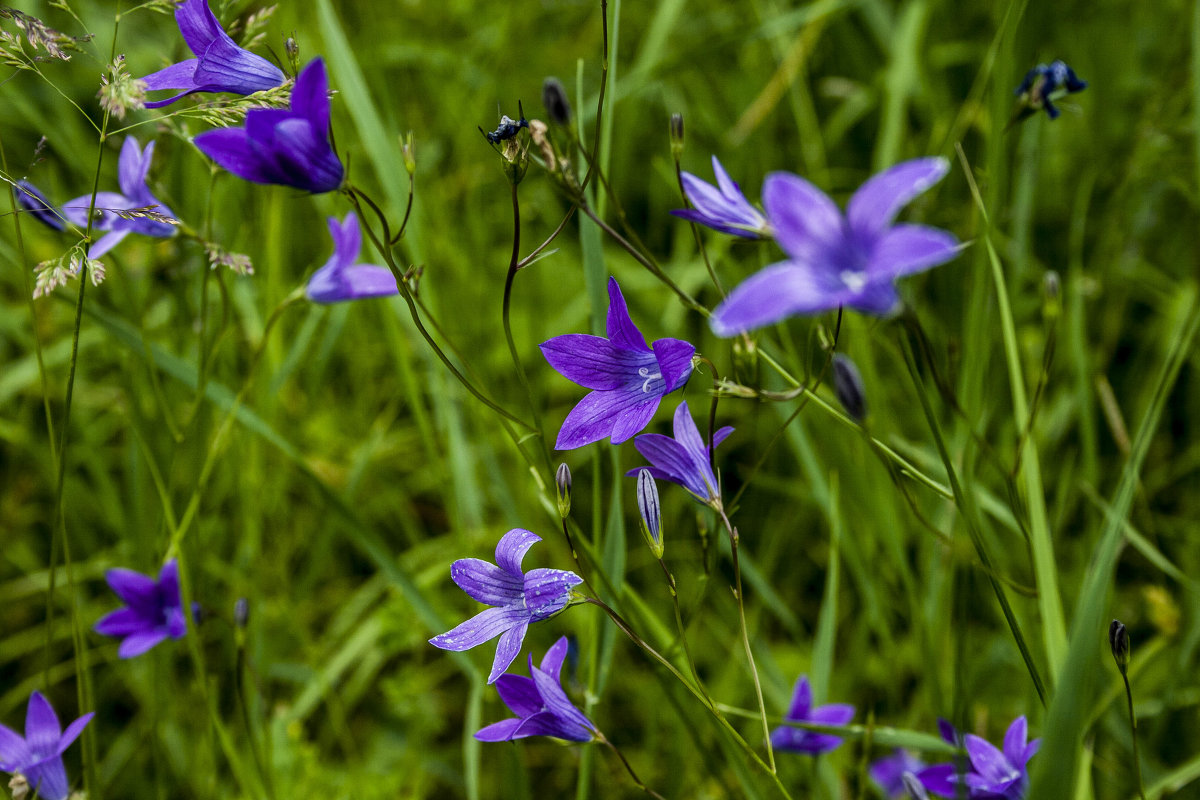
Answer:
[[235, 643, 275, 800], [658, 557, 712, 710], [1122, 671, 1147, 800], [595, 732, 668, 800], [579, 0, 610, 193], [515, 204, 577, 269]]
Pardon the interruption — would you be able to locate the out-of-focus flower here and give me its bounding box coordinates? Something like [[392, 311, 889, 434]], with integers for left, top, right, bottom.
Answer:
[[540, 277, 694, 450], [871, 749, 927, 798], [918, 716, 1040, 799], [0, 691, 93, 800], [671, 155, 769, 239], [305, 212, 398, 303], [1013, 60, 1087, 120], [429, 529, 583, 684], [62, 137, 178, 259], [94, 559, 187, 658], [13, 180, 65, 230], [710, 158, 959, 335], [194, 57, 343, 193], [140, 0, 284, 108], [832, 354, 867, 422], [626, 401, 732, 506], [770, 675, 855, 755], [475, 636, 596, 743]]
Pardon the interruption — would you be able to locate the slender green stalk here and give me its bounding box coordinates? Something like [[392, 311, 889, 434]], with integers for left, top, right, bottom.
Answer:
[[658, 557, 712, 709], [1120, 669, 1147, 800], [595, 732, 668, 800]]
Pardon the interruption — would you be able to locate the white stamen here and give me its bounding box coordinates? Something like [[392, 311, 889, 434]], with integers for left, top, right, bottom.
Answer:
[[638, 366, 662, 393], [840, 270, 867, 293]]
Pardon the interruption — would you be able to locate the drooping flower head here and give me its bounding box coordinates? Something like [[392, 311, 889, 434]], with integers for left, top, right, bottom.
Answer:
[[671, 155, 769, 238], [94, 558, 188, 658], [429, 529, 583, 684], [0, 691, 93, 800], [194, 57, 343, 193], [1014, 60, 1087, 120], [770, 675, 855, 755], [140, 0, 285, 108], [305, 212, 398, 303], [13, 180, 66, 231], [871, 749, 927, 798], [710, 158, 960, 335], [62, 137, 178, 259], [540, 277, 694, 450], [918, 716, 1040, 799], [627, 401, 732, 506], [476, 636, 596, 743]]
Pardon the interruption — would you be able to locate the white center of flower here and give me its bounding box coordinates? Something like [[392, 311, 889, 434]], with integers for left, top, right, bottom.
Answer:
[[840, 270, 868, 293], [638, 367, 662, 393]]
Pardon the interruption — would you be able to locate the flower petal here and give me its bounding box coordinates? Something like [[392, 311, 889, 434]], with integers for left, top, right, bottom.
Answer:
[[846, 157, 949, 241], [25, 691, 62, 752], [449, 558, 523, 606], [194, 128, 275, 184], [915, 763, 960, 796], [175, 0, 221, 56], [307, 265, 398, 303], [809, 702, 855, 727], [428, 605, 525, 652], [291, 58, 332, 137], [192, 33, 285, 95], [964, 733, 1014, 786], [488, 619, 529, 683], [103, 569, 158, 615], [540, 334, 654, 391], [607, 396, 661, 445], [24, 755, 70, 800], [495, 528, 541, 577], [869, 224, 961, 280], [530, 667, 594, 740], [762, 172, 844, 267], [117, 629, 170, 658], [494, 673, 541, 717], [55, 713, 93, 756], [14, 181, 66, 231], [630, 434, 705, 497], [0, 722, 31, 771], [1003, 715, 1027, 766], [93, 607, 149, 637], [785, 676, 813, 720], [141, 59, 201, 94], [117, 138, 151, 199], [268, 117, 344, 193], [474, 718, 523, 742], [157, 560, 180, 607], [605, 277, 650, 352], [652, 337, 695, 394], [538, 636, 571, 682], [554, 388, 655, 450], [524, 568, 582, 621], [710, 262, 851, 337]]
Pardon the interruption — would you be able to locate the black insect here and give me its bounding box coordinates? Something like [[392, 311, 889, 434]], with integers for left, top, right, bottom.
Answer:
[[482, 102, 529, 144]]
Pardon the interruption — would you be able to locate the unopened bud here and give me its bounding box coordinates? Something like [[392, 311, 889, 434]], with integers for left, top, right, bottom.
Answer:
[[284, 35, 299, 63], [636, 469, 664, 559], [190, 601, 205, 626], [1043, 270, 1061, 319], [669, 113, 684, 158], [1109, 619, 1130, 671], [556, 463, 572, 518], [234, 597, 250, 628], [401, 132, 416, 176], [832, 354, 867, 422], [542, 77, 572, 125]]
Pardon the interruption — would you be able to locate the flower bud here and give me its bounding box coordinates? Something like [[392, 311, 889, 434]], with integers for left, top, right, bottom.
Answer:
[[556, 463, 572, 518], [284, 34, 299, 63], [542, 77, 572, 125], [1043, 270, 1061, 319], [401, 131, 416, 176], [1109, 619, 1130, 671], [234, 597, 250, 628], [669, 113, 684, 158], [832, 354, 867, 422], [636, 469, 664, 559]]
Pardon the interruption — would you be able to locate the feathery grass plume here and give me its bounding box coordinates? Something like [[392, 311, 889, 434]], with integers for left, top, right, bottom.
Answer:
[[204, 241, 254, 275], [192, 78, 293, 127], [32, 251, 105, 298], [98, 54, 147, 119], [0, 8, 85, 62]]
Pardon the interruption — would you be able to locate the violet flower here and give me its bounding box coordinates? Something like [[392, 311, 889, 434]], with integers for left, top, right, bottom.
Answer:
[[429, 528, 583, 684], [626, 401, 732, 505], [918, 716, 1040, 799], [671, 155, 769, 238], [62, 137, 177, 259], [871, 749, 927, 798], [140, 0, 284, 109], [475, 636, 596, 743], [1014, 60, 1087, 120], [540, 277, 694, 450], [709, 158, 960, 335], [306, 212, 398, 303], [770, 675, 855, 755], [0, 691, 93, 800], [14, 180, 66, 231], [194, 57, 343, 193], [94, 559, 187, 658]]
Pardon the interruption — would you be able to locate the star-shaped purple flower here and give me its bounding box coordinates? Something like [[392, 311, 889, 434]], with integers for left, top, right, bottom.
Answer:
[[475, 636, 596, 743], [139, 0, 285, 109], [94, 559, 188, 658], [306, 212, 398, 303], [194, 57, 343, 194], [13, 180, 66, 231], [871, 749, 927, 798], [62, 137, 177, 259], [429, 529, 583, 684], [769, 675, 855, 755], [709, 157, 960, 335], [918, 716, 1040, 799], [540, 277, 695, 450], [671, 155, 769, 239], [626, 401, 732, 505], [0, 691, 93, 800]]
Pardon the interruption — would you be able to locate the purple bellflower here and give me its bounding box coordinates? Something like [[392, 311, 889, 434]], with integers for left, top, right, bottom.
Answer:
[[140, 0, 285, 109], [540, 277, 695, 450], [94, 558, 188, 658], [770, 675, 855, 755], [62, 137, 177, 259], [709, 158, 960, 335], [1014, 60, 1087, 120], [918, 716, 1040, 799], [306, 212, 399, 303], [871, 749, 927, 798], [429, 529, 583, 684], [0, 691, 93, 800], [626, 401, 732, 505], [14, 180, 66, 231], [671, 155, 769, 238], [475, 636, 596, 743], [194, 57, 343, 193]]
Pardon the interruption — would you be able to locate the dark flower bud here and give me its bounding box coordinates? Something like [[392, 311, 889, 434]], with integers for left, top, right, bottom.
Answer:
[[234, 597, 250, 628], [191, 601, 205, 626], [636, 469, 664, 559], [556, 463, 572, 518], [832, 354, 867, 422], [542, 77, 572, 125], [284, 35, 299, 62], [669, 113, 684, 158], [1109, 619, 1130, 671]]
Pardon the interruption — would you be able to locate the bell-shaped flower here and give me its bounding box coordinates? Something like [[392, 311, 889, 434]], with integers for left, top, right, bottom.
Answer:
[[94, 559, 188, 658], [476, 636, 596, 743], [671, 155, 769, 238], [194, 57, 343, 193], [429, 529, 583, 684], [306, 212, 398, 303], [540, 277, 694, 449], [770, 675, 855, 755], [62, 137, 177, 259], [140, 0, 285, 108], [626, 401, 732, 505], [918, 716, 1040, 799], [0, 691, 93, 800], [710, 157, 960, 335]]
